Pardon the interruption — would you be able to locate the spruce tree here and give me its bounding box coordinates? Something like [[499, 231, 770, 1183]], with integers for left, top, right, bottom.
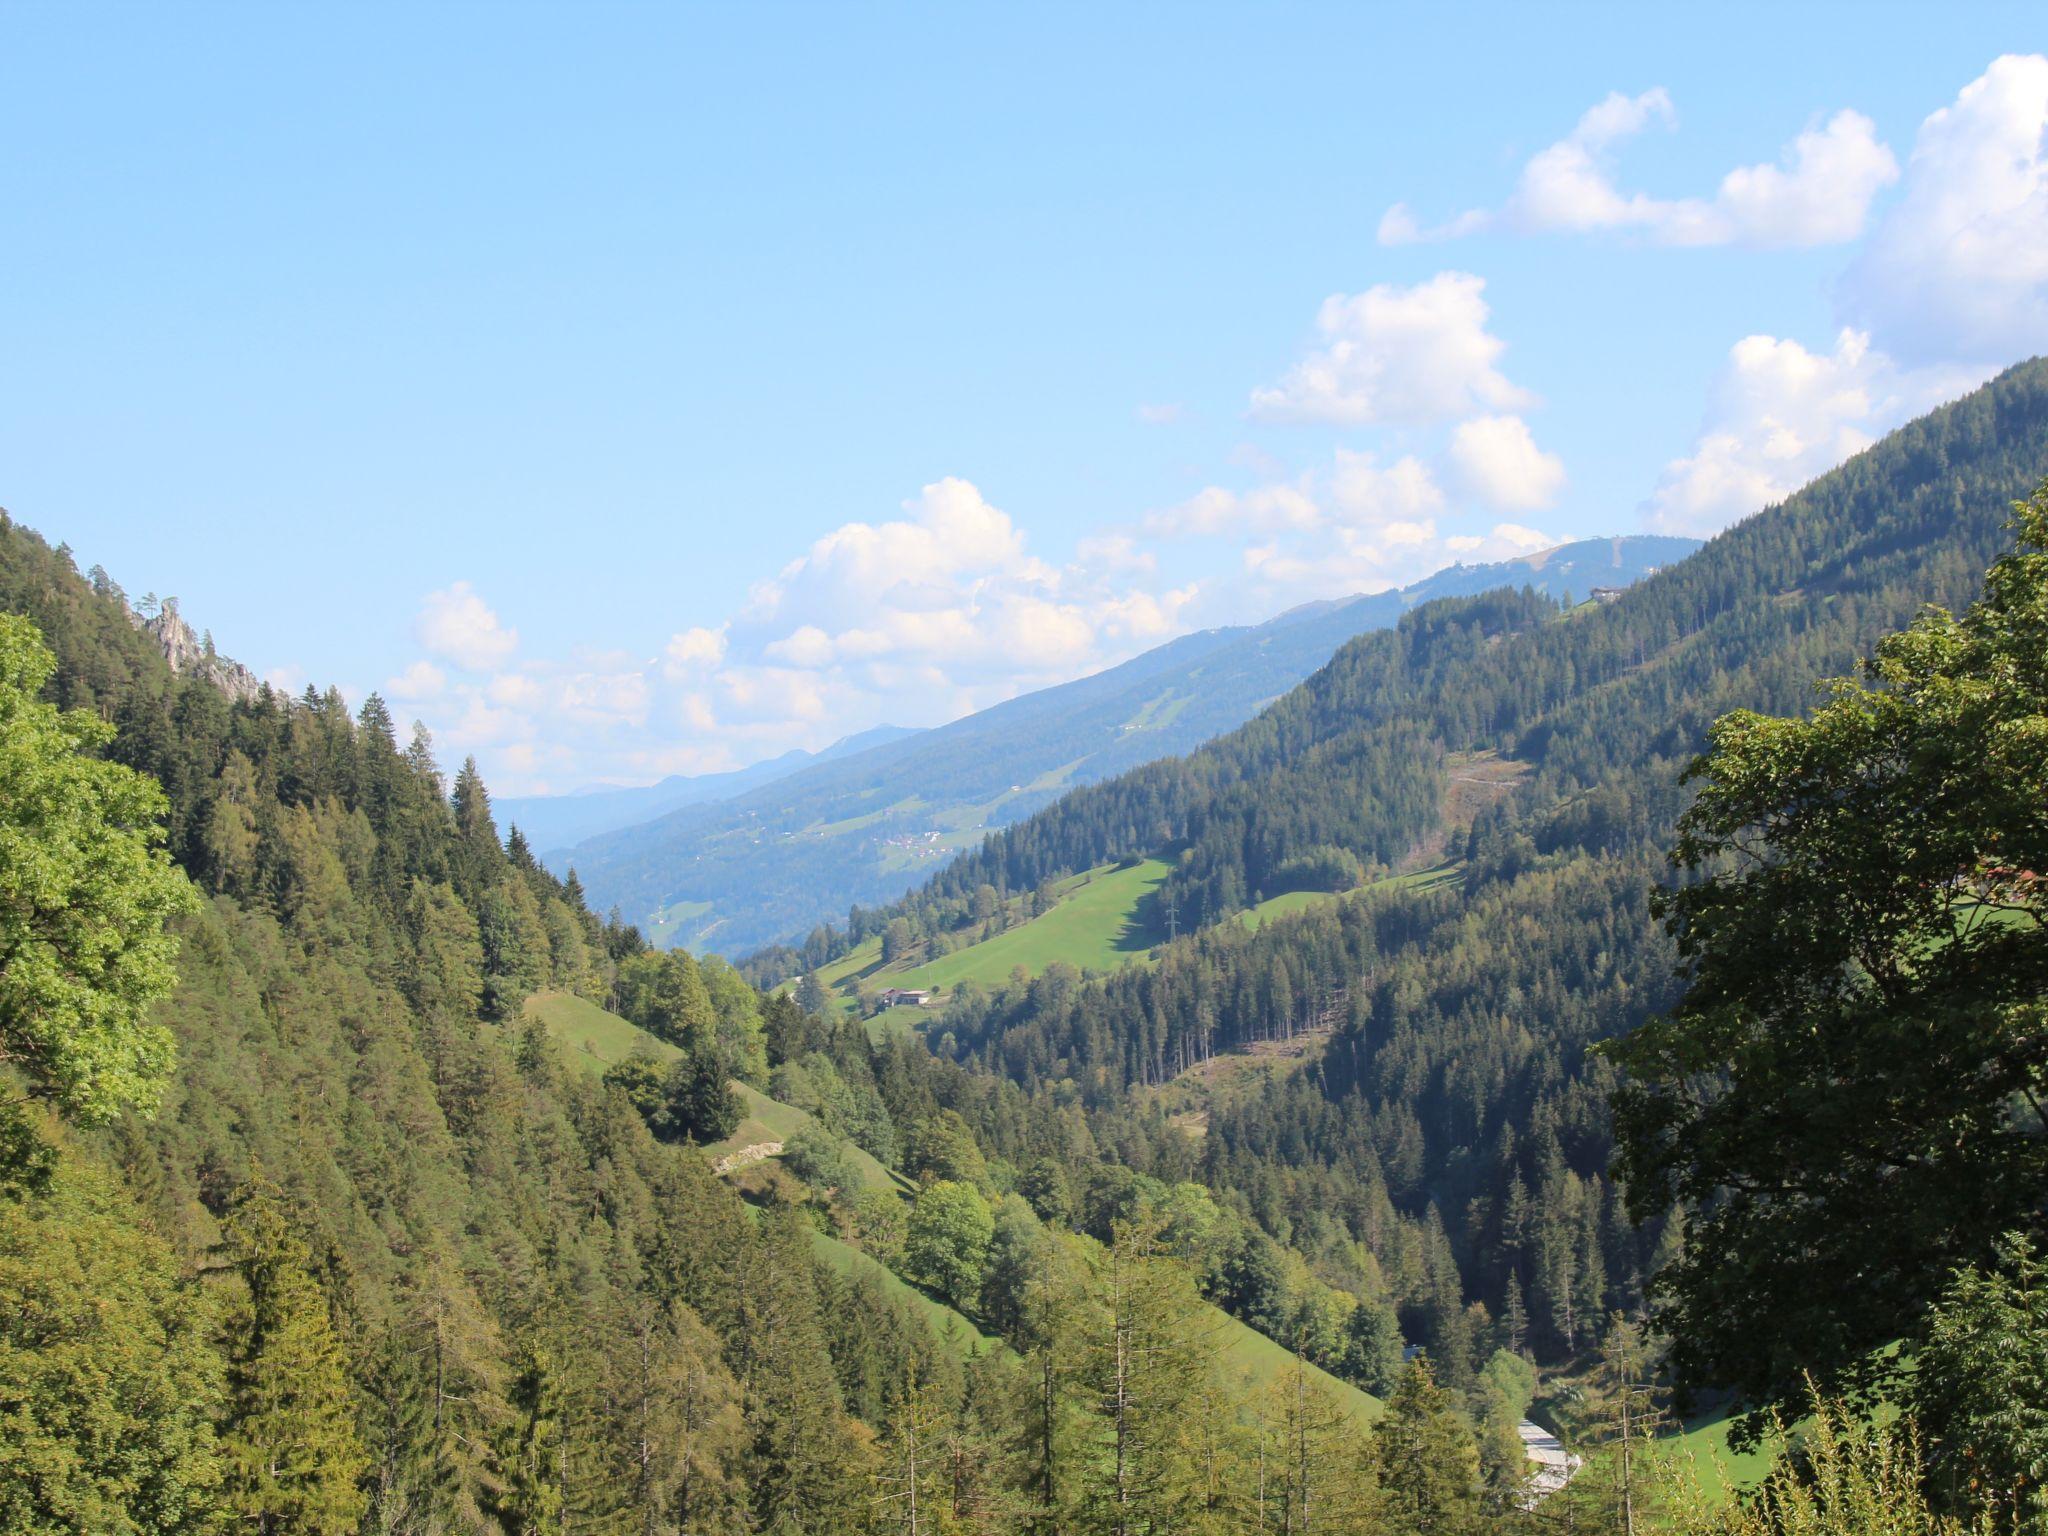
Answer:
[[1369, 1358, 1481, 1536], [216, 1183, 370, 1535]]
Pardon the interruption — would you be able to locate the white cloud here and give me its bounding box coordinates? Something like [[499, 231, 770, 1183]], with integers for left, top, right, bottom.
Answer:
[[558, 669, 650, 725], [1448, 415, 1566, 512], [1644, 329, 1985, 535], [1249, 272, 1534, 425], [764, 624, 837, 668], [1384, 90, 1896, 248], [1075, 532, 1157, 573], [713, 665, 829, 725], [1714, 110, 1899, 246], [416, 580, 519, 671], [385, 660, 446, 701], [395, 473, 1220, 793], [1146, 479, 1321, 538], [1841, 54, 2048, 365], [746, 477, 1051, 642], [1329, 448, 1443, 521], [1136, 402, 1185, 425], [664, 625, 727, 673]]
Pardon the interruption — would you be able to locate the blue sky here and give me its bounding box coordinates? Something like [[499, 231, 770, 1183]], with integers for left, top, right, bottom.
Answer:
[[5, 3, 2045, 793]]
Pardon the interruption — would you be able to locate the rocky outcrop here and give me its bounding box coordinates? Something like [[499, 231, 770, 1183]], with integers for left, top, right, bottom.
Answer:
[[132, 597, 265, 705], [711, 1141, 783, 1175]]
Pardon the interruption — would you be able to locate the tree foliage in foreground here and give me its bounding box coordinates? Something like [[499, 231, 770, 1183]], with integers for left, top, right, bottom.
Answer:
[[0, 611, 194, 1130], [1613, 483, 2048, 1429], [1911, 1236, 2048, 1530]]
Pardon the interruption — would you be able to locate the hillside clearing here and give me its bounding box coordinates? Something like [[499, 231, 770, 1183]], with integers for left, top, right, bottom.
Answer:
[[526, 990, 681, 1074], [806, 858, 1173, 1014], [808, 1228, 1011, 1358], [526, 992, 901, 1193]]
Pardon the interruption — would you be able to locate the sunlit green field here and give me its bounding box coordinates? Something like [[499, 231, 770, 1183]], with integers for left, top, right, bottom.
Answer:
[[890, 858, 1172, 991], [527, 989, 681, 1074], [807, 1228, 1010, 1357], [1236, 860, 1463, 931], [807, 858, 1172, 1012]]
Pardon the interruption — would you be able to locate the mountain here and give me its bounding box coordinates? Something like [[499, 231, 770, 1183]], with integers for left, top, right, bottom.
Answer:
[[0, 511, 1416, 1532], [496, 722, 921, 854], [563, 534, 1695, 954], [9, 370, 2040, 1534], [833, 358, 2048, 1395]]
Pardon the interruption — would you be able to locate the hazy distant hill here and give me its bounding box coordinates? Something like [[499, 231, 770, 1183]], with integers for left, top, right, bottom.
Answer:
[[562, 535, 1696, 952], [498, 723, 920, 854]]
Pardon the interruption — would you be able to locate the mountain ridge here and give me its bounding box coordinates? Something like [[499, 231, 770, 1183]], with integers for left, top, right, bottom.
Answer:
[[565, 533, 1696, 953], [498, 722, 922, 854]]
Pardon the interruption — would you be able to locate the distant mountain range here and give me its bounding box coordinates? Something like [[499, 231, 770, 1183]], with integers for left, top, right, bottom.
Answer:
[[498, 724, 920, 854], [554, 535, 1698, 952]]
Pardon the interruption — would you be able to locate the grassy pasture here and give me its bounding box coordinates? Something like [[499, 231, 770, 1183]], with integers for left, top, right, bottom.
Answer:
[[806, 858, 1172, 1014], [527, 990, 681, 1075], [806, 1228, 1011, 1358]]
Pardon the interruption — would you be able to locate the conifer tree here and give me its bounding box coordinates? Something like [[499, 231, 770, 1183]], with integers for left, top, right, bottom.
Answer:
[[216, 1183, 370, 1535], [1078, 1220, 1222, 1536], [874, 1367, 960, 1536], [1262, 1361, 1377, 1535], [1369, 1358, 1481, 1536], [0, 1146, 225, 1536], [497, 1340, 564, 1536]]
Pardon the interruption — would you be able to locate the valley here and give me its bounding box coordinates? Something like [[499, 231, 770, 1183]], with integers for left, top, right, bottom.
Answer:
[[8, 362, 2047, 1534], [542, 537, 1692, 957]]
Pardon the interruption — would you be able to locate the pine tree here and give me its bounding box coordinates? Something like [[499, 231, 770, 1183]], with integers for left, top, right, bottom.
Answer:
[[0, 1144, 225, 1536], [1556, 1315, 1672, 1536], [1020, 1231, 1093, 1534], [874, 1367, 959, 1536], [216, 1183, 370, 1535], [497, 1339, 564, 1536], [1369, 1358, 1481, 1536], [1502, 1274, 1530, 1360]]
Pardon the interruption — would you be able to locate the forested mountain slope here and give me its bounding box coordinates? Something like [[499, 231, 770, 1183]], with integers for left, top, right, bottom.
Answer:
[[564, 535, 1691, 955], [836, 360, 2048, 1376], [496, 722, 920, 855], [2, 512, 1515, 1533]]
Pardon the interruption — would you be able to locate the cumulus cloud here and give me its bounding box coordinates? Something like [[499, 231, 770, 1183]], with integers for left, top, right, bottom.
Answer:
[[1384, 90, 1896, 248], [416, 580, 519, 671], [1075, 533, 1157, 573], [1644, 329, 1985, 536], [385, 659, 446, 701], [1448, 415, 1567, 512], [1841, 54, 2048, 365], [1142, 438, 1560, 616], [1327, 449, 1445, 529], [409, 474, 1226, 793], [664, 625, 727, 673], [1146, 480, 1321, 538], [1248, 272, 1535, 425]]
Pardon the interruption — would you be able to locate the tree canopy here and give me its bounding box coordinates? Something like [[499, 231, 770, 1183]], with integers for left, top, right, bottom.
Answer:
[[1613, 483, 2048, 1425], [0, 611, 195, 1127]]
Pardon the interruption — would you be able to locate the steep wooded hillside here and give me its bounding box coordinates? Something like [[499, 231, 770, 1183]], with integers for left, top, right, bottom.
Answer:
[[570, 535, 1688, 957], [0, 514, 1466, 1532], [861, 360, 2048, 1375]]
